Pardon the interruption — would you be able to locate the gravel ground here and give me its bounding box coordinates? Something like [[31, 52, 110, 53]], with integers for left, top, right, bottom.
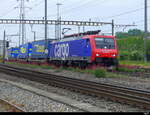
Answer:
[[0, 81, 81, 112], [0, 72, 149, 112]]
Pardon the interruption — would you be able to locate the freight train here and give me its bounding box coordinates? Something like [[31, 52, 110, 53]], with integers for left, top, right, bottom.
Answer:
[[7, 30, 119, 68]]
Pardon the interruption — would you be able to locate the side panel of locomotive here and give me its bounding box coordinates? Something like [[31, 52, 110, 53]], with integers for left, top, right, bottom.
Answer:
[[49, 39, 92, 62]]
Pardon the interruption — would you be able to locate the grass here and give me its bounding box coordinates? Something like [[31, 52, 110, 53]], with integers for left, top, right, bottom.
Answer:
[[118, 66, 145, 73], [119, 60, 150, 67], [5, 62, 55, 70], [94, 68, 106, 78], [117, 67, 136, 72], [106, 72, 129, 78]]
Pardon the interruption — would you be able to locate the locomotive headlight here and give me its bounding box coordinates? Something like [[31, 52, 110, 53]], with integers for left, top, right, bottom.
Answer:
[[96, 54, 100, 56], [112, 54, 116, 57]]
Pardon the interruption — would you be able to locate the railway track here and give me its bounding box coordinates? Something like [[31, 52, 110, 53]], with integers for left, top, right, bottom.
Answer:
[[0, 63, 150, 110], [0, 98, 25, 112]]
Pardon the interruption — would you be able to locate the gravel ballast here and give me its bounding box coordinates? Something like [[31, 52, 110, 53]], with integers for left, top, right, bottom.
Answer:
[[0, 80, 82, 112]]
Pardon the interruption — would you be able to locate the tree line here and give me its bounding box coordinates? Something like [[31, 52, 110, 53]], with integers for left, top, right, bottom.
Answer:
[[116, 29, 150, 39]]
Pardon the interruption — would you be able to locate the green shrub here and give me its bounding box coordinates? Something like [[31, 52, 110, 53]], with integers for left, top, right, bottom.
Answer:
[[94, 68, 106, 78], [117, 36, 147, 61], [129, 50, 144, 61]]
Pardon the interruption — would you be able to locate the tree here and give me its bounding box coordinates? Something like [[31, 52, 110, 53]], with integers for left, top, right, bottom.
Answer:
[[128, 29, 143, 36]]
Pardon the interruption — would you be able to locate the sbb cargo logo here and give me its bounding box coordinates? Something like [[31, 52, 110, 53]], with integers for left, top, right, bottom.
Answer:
[[54, 43, 69, 60]]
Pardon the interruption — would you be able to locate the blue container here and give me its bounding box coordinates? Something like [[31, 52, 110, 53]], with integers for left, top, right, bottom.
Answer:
[[18, 43, 32, 59], [49, 39, 91, 60], [8, 47, 19, 59], [31, 40, 53, 59]]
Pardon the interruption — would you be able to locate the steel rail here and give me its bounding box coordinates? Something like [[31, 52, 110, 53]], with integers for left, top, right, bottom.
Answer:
[[0, 63, 150, 110], [1, 64, 150, 98], [0, 98, 25, 112]]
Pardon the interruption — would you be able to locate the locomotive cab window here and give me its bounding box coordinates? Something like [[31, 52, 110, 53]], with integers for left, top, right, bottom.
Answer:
[[95, 38, 115, 49]]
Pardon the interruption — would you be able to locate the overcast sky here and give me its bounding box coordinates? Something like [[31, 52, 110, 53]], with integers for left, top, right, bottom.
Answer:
[[0, 0, 149, 47]]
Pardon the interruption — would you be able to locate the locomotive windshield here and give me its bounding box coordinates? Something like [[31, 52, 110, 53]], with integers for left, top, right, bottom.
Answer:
[[95, 38, 115, 49]]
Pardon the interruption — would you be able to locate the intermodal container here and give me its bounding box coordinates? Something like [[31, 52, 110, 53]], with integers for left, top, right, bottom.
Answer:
[[18, 43, 32, 59], [31, 40, 53, 59], [8, 47, 19, 59]]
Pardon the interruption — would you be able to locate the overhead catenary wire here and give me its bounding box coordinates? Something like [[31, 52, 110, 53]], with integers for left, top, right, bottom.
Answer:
[[28, 0, 90, 19], [60, 0, 107, 15], [47, 0, 101, 18], [102, 5, 150, 20], [91, 3, 150, 26]]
